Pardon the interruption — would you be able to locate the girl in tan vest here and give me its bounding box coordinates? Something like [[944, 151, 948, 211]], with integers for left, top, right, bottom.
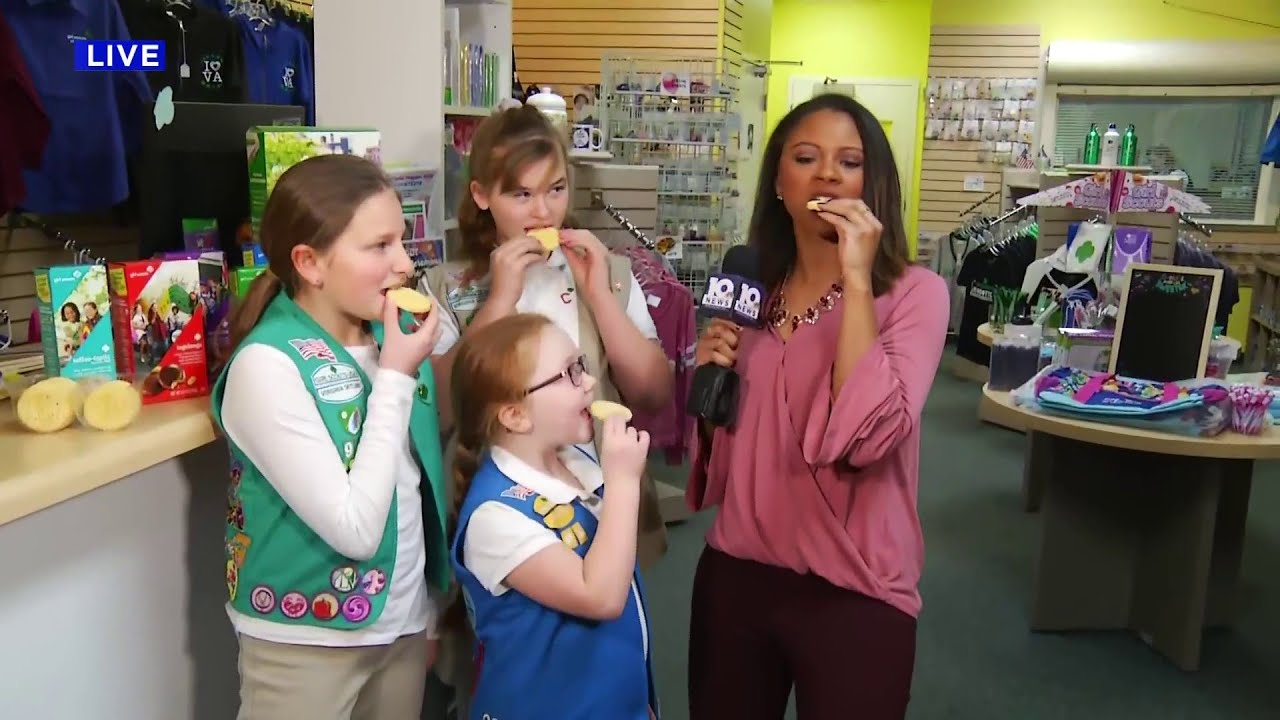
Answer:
[[418, 105, 673, 712]]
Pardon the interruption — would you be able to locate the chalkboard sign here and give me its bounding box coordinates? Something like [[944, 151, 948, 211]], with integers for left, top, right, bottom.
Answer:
[[1109, 263, 1223, 381]]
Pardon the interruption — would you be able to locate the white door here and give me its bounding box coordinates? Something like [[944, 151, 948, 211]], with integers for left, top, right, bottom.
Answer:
[[787, 77, 920, 216], [734, 69, 768, 242]]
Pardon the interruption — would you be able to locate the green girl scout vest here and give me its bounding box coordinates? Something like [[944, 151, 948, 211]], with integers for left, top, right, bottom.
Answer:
[[211, 292, 449, 631]]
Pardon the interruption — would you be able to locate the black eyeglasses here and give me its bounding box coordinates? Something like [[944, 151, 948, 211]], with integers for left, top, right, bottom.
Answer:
[[526, 356, 587, 395]]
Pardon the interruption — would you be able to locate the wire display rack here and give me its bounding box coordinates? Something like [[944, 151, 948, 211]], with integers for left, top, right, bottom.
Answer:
[[600, 54, 740, 302]]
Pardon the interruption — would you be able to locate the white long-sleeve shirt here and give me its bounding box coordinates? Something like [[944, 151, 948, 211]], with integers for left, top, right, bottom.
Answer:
[[220, 342, 439, 646]]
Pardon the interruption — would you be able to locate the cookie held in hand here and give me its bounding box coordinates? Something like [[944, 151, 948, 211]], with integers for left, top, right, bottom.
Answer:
[[529, 227, 560, 252], [386, 287, 433, 314], [590, 400, 633, 422]]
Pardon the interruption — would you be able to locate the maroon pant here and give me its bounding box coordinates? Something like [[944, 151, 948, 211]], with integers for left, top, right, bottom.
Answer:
[[688, 546, 916, 720]]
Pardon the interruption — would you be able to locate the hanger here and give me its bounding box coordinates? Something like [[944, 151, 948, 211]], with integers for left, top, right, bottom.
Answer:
[[4, 212, 102, 265]]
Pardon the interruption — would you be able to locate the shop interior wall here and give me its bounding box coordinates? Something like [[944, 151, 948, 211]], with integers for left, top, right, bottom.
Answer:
[[764, 0, 1280, 280], [512, 0, 722, 98]]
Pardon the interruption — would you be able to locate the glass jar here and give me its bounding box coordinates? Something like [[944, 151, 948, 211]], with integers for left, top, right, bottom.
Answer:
[[989, 320, 1043, 392], [526, 87, 569, 140]]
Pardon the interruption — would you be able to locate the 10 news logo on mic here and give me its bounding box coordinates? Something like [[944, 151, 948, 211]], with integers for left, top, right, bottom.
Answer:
[[700, 271, 764, 327]]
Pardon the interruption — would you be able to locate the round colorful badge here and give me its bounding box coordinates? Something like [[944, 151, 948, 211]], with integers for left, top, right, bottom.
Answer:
[[280, 591, 308, 619], [330, 566, 358, 593], [360, 569, 387, 596], [341, 594, 371, 623], [250, 586, 276, 614], [312, 593, 340, 621]]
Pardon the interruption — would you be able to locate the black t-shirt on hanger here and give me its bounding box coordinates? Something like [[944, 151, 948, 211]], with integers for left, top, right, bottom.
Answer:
[[119, 0, 245, 103], [955, 235, 1037, 365]]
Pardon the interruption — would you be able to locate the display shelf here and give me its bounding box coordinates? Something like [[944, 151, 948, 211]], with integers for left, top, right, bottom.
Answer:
[[1245, 258, 1280, 370], [440, 0, 511, 256], [601, 54, 740, 301], [569, 149, 613, 162], [445, 105, 493, 117]]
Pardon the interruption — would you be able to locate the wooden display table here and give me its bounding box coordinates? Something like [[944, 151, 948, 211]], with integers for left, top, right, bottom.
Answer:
[[977, 321, 997, 347], [983, 386, 1280, 671]]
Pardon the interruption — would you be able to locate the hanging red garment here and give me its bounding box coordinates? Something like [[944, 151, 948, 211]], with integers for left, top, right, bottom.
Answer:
[[0, 11, 51, 214]]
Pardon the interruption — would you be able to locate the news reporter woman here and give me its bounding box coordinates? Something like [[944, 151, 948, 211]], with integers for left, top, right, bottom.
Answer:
[[686, 93, 949, 719]]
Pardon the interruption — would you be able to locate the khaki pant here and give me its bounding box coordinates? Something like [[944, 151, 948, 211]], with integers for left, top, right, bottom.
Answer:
[[236, 631, 432, 720]]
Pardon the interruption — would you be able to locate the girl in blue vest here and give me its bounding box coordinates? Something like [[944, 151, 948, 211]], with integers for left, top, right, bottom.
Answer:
[[448, 312, 658, 720], [213, 154, 451, 720]]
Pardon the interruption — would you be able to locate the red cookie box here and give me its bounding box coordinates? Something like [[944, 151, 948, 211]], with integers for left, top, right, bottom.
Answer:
[[108, 253, 228, 404]]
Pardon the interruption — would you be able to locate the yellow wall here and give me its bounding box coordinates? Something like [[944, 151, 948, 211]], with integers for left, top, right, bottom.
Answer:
[[767, 0, 932, 245], [739, 0, 773, 61], [930, 0, 1280, 41]]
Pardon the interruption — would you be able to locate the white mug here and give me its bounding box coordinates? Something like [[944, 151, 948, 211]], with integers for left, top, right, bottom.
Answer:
[[571, 124, 603, 151]]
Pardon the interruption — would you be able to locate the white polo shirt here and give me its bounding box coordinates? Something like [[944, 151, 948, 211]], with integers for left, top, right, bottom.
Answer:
[[464, 445, 650, 660], [422, 249, 658, 356]]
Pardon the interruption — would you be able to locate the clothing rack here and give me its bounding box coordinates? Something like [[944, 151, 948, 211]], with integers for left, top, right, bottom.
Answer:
[[960, 189, 1001, 217], [4, 212, 103, 265], [1178, 212, 1214, 237], [588, 190, 677, 275], [990, 203, 1034, 227]]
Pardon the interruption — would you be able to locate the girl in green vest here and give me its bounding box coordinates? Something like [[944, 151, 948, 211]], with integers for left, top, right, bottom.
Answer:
[[213, 154, 451, 720], [418, 104, 675, 708]]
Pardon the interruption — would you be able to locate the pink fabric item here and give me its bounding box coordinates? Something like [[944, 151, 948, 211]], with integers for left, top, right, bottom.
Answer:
[[629, 278, 697, 462], [686, 266, 950, 618]]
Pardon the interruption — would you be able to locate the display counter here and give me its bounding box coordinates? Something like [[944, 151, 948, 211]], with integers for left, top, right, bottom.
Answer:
[[985, 385, 1280, 672], [0, 401, 241, 719]]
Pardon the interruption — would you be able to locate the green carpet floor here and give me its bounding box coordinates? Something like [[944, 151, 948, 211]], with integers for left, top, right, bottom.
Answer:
[[641, 357, 1280, 719]]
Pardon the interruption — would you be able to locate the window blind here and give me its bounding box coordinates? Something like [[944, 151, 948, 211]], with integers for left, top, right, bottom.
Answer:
[[1053, 96, 1273, 221]]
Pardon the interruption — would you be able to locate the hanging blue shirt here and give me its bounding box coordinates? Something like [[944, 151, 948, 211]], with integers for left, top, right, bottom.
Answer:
[[235, 16, 313, 123], [1, 0, 153, 214], [452, 447, 657, 720]]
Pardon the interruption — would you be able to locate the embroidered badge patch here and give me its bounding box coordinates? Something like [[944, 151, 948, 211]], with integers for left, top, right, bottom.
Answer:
[[279, 591, 308, 619], [312, 593, 340, 621], [226, 559, 239, 601], [289, 338, 337, 363], [501, 484, 535, 501], [331, 566, 358, 593], [360, 569, 387, 595], [312, 363, 364, 404], [341, 595, 371, 623], [250, 586, 276, 614]]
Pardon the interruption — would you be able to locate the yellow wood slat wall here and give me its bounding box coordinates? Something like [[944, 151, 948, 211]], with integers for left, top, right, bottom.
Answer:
[[513, 0, 724, 96], [0, 217, 140, 351], [920, 24, 1041, 235]]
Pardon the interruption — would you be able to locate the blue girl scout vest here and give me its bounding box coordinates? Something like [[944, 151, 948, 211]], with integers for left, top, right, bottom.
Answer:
[[451, 452, 658, 720], [212, 292, 449, 630]]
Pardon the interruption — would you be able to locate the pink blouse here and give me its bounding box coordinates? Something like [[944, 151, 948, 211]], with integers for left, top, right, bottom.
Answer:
[[687, 266, 950, 618]]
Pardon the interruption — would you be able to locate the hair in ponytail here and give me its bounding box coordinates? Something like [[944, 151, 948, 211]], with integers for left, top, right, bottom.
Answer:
[[225, 154, 395, 351], [457, 105, 570, 280], [442, 312, 554, 630]]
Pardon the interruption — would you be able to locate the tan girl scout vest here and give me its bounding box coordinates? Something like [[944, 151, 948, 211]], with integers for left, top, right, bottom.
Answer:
[[422, 255, 668, 567]]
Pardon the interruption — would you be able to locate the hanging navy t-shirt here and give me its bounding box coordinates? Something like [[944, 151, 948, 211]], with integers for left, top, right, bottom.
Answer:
[[119, 0, 245, 103], [237, 17, 313, 122]]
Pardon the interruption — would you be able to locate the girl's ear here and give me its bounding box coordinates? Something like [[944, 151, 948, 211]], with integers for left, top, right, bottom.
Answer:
[[470, 180, 491, 211], [496, 402, 532, 435]]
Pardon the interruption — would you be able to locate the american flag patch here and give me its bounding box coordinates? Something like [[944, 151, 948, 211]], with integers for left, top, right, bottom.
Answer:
[[289, 338, 337, 362], [501, 484, 535, 501]]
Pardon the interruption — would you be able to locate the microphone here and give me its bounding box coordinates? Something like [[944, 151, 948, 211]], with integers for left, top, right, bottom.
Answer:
[[686, 245, 766, 427]]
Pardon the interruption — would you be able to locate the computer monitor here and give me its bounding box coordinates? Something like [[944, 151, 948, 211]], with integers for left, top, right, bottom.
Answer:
[[137, 101, 305, 259]]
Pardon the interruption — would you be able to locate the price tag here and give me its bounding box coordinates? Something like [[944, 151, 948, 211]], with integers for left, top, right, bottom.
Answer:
[[179, 63, 190, 78], [963, 175, 986, 192]]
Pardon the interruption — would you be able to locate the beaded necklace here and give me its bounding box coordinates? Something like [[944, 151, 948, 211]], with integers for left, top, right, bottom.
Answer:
[[767, 282, 844, 332]]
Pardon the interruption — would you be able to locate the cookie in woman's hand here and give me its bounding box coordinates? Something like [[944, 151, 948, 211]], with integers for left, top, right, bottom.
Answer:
[[386, 287, 433, 314]]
